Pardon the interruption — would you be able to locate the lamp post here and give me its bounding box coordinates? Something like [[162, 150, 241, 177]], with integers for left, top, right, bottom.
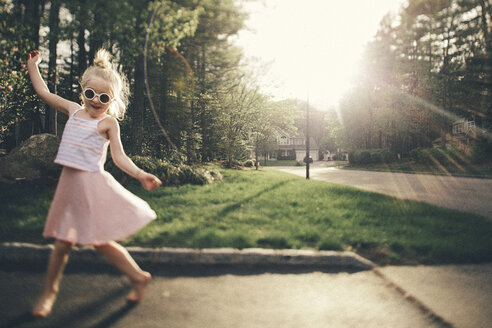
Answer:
[[305, 97, 310, 179]]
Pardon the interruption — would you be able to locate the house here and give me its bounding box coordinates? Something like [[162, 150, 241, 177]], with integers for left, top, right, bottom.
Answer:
[[453, 118, 475, 137], [277, 133, 319, 161], [432, 117, 476, 149]]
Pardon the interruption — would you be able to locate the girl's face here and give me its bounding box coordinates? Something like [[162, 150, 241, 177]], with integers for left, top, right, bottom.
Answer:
[[82, 76, 113, 119]]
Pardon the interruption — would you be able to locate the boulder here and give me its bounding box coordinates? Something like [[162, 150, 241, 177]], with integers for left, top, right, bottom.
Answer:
[[0, 133, 61, 181]]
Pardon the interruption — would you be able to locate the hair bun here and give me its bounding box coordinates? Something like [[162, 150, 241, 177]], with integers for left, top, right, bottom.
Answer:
[[93, 49, 112, 69]]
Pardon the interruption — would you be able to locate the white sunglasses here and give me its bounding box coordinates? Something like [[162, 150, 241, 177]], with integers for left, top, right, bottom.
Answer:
[[82, 88, 113, 104]]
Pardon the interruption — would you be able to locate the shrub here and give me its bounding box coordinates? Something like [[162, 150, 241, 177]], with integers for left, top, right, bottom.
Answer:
[[370, 151, 383, 163], [105, 155, 220, 186], [349, 148, 394, 165], [471, 139, 492, 164], [381, 149, 394, 162], [410, 148, 427, 163], [410, 147, 469, 166], [178, 165, 213, 185], [243, 159, 255, 167]]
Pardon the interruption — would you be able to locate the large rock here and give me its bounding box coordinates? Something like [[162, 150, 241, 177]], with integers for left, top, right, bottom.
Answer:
[[0, 133, 61, 181]]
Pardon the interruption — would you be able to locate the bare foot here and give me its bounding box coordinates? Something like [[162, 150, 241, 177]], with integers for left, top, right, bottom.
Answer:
[[32, 292, 57, 318], [127, 272, 151, 302]]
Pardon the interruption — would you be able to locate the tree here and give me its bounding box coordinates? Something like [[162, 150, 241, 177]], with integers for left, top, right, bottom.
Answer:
[[0, 0, 265, 164], [177, 0, 247, 162], [214, 72, 266, 167], [320, 109, 345, 156], [0, 0, 37, 149], [251, 99, 296, 167], [46, 0, 62, 135], [338, 0, 492, 157]]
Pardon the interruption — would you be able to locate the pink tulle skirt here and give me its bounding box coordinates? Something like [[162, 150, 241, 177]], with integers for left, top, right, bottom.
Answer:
[[43, 167, 157, 245]]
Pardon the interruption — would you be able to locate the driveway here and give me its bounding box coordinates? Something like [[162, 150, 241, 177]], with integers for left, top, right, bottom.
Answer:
[[273, 166, 492, 220]]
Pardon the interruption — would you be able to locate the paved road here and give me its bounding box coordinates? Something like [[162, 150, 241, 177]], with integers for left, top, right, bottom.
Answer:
[[0, 264, 446, 328], [273, 166, 492, 220]]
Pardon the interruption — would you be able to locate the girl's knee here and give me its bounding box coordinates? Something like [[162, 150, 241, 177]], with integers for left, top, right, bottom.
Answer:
[[53, 240, 73, 255], [93, 242, 115, 252], [93, 244, 106, 252]]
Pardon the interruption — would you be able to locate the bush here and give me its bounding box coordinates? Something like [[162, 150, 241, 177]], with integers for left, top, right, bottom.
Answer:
[[349, 148, 395, 165], [409, 148, 427, 163], [410, 147, 467, 166], [105, 155, 221, 186], [243, 159, 255, 167], [381, 149, 394, 162], [471, 139, 492, 164], [332, 153, 347, 161]]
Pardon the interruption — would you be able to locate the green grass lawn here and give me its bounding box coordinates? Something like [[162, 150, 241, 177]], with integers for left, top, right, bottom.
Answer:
[[1, 168, 491, 265]]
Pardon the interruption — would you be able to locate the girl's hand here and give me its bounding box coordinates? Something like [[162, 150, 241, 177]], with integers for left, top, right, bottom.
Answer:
[[27, 50, 41, 66], [138, 171, 162, 191]]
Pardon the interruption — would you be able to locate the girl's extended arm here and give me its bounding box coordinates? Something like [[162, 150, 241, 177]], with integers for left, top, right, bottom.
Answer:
[[105, 117, 162, 191], [27, 51, 79, 115]]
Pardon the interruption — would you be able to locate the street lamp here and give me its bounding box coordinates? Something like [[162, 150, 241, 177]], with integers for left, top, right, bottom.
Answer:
[[305, 96, 310, 179]]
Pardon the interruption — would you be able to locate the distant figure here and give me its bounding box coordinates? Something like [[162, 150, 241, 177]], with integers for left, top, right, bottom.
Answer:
[[27, 49, 162, 318]]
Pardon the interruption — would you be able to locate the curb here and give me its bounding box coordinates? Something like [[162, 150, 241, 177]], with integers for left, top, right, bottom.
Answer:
[[0, 242, 376, 270], [373, 268, 454, 328]]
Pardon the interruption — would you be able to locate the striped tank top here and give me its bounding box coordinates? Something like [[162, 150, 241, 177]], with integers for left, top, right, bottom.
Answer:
[[54, 109, 110, 172]]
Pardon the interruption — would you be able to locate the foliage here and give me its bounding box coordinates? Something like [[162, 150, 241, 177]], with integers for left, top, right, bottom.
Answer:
[[105, 155, 221, 186], [333, 0, 492, 159], [251, 99, 297, 164], [214, 74, 267, 166], [0, 0, 275, 166], [0, 2, 37, 144], [349, 149, 394, 165], [470, 139, 492, 164], [410, 143, 492, 167], [243, 159, 255, 167]]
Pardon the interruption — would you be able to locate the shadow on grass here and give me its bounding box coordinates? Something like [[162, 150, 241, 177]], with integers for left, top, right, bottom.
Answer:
[[216, 180, 289, 218]]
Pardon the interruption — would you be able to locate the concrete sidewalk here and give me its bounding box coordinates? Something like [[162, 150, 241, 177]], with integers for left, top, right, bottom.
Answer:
[[1, 243, 491, 328], [376, 264, 492, 328]]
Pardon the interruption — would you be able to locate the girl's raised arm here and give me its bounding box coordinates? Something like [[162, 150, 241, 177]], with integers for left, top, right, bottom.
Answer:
[[27, 50, 79, 116], [104, 117, 162, 191]]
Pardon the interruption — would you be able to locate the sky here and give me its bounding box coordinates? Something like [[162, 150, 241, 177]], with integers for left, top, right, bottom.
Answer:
[[233, 0, 407, 110]]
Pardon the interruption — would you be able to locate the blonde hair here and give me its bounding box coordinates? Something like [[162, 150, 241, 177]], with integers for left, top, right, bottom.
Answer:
[[80, 49, 129, 120]]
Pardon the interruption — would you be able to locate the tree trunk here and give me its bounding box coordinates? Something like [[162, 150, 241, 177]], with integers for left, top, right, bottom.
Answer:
[[46, 0, 61, 135], [18, 0, 44, 142], [255, 134, 259, 170], [479, 0, 491, 128], [24, 0, 43, 49], [199, 45, 208, 162], [77, 1, 88, 79], [130, 52, 145, 154]]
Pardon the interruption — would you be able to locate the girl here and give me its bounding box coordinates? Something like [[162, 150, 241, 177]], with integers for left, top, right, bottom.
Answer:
[[27, 49, 162, 318]]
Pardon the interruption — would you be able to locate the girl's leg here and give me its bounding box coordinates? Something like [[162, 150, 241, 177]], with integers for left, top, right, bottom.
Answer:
[[94, 241, 151, 302], [32, 240, 73, 318]]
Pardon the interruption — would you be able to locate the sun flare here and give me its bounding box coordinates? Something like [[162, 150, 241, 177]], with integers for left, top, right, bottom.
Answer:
[[235, 0, 406, 110]]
